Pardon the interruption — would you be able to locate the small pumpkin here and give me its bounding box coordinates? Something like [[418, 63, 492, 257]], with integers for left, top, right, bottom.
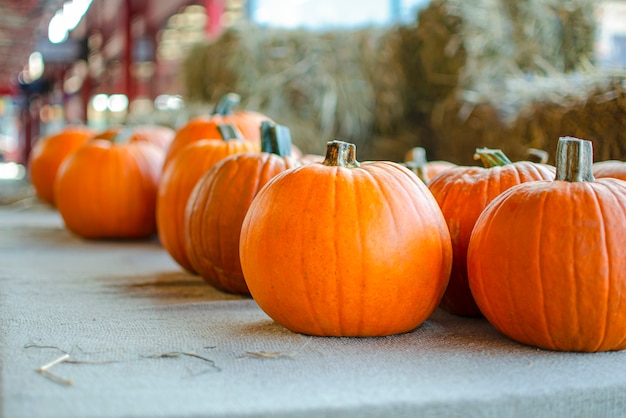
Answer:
[[156, 124, 257, 272], [95, 125, 176, 151], [467, 137, 626, 352], [593, 160, 626, 181], [28, 126, 95, 206], [428, 148, 555, 317], [185, 122, 299, 294], [163, 93, 268, 169], [239, 140, 452, 337], [403, 146, 456, 183], [54, 138, 164, 239]]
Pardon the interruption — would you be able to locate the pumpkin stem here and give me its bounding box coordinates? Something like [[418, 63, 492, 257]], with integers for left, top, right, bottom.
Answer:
[[526, 148, 549, 164], [108, 127, 134, 144], [212, 93, 241, 116], [474, 148, 513, 168], [323, 140, 360, 168], [260, 121, 292, 157], [403, 146, 428, 182], [217, 124, 243, 141], [555, 136, 594, 182]]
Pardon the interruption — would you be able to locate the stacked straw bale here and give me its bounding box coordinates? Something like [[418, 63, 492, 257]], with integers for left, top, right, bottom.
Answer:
[[178, 0, 624, 164], [182, 25, 407, 156]]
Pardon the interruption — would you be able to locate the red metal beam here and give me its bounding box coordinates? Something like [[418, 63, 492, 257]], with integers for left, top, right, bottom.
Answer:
[[205, 0, 224, 39]]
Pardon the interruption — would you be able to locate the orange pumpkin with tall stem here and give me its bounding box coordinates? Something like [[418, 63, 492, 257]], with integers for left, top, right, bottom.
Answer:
[[156, 124, 257, 272], [428, 148, 555, 316], [240, 140, 452, 337], [163, 93, 268, 170], [185, 122, 299, 294], [468, 137, 626, 352]]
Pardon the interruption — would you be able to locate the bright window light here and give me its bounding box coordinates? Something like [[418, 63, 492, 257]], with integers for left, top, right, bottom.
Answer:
[[48, 11, 68, 44], [108, 94, 129, 112], [28, 52, 45, 81], [91, 94, 109, 112]]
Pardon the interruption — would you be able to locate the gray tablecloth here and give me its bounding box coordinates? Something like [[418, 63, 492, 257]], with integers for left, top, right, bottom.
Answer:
[[2, 204, 626, 418]]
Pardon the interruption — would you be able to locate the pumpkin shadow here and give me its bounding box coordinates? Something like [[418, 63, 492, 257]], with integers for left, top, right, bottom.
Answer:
[[112, 271, 248, 304]]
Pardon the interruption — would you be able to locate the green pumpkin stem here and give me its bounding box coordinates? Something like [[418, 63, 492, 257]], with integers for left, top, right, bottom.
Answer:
[[323, 140, 360, 168], [212, 93, 241, 116], [555, 137, 594, 182], [217, 124, 243, 141], [112, 126, 134, 144], [404, 146, 429, 182], [260, 121, 292, 157], [474, 148, 513, 168]]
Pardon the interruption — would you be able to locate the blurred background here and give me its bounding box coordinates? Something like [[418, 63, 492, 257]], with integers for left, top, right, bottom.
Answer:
[[0, 0, 624, 171]]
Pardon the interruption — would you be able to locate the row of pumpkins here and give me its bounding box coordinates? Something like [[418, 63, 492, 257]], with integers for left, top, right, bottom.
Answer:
[[28, 93, 626, 353]]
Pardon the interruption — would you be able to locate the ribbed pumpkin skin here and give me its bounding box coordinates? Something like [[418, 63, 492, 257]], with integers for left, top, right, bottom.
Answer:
[[54, 140, 163, 239], [185, 152, 299, 294], [240, 161, 452, 337], [428, 162, 555, 316], [467, 178, 626, 352], [593, 160, 626, 181], [28, 127, 95, 206], [163, 115, 267, 169], [156, 139, 257, 272]]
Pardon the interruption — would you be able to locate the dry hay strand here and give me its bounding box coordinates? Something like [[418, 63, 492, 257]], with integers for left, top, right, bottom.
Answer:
[[182, 24, 407, 156]]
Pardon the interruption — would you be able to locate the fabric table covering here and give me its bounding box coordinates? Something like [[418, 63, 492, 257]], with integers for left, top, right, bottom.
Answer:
[[2, 204, 626, 418]]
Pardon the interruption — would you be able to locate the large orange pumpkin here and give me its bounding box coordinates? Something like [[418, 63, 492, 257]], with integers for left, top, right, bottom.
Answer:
[[28, 126, 95, 205], [156, 124, 257, 272], [467, 137, 626, 352], [428, 148, 555, 317], [163, 93, 268, 169], [54, 139, 164, 239], [239, 140, 452, 337], [185, 122, 299, 294]]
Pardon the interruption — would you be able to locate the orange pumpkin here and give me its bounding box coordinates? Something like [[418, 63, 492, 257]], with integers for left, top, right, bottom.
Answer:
[[468, 137, 626, 352], [163, 93, 268, 169], [239, 140, 452, 337], [185, 122, 299, 294], [54, 139, 164, 239], [156, 124, 257, 272], [428, 148, 555, 317], [28, 126, 95, 205], [593, 160, 626, 181], [95, 125, 175, 151], [403, 146, 456, 183]]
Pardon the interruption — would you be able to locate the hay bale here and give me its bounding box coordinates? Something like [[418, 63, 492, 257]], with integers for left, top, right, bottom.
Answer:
[[181, 24, 408, 156], [176, 0, 616, 164], [429, 76, 626, 165]]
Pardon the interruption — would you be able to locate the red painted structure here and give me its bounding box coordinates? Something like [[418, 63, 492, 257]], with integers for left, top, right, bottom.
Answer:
[[5, 0, 226, 165]]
